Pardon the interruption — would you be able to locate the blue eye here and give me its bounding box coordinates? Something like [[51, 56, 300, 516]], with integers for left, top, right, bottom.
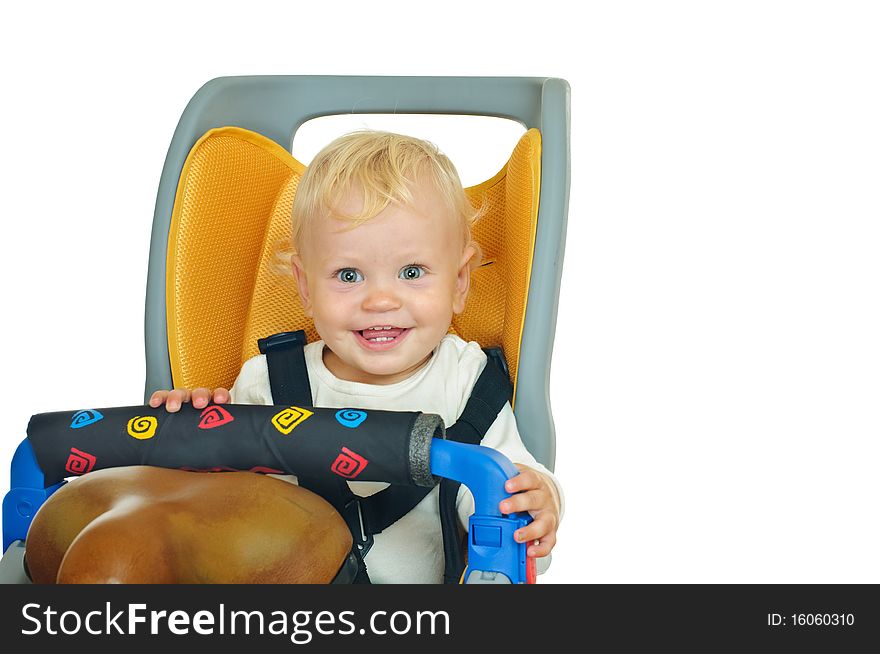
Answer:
[[336, 268, 363, 283], [399, 265, 425, 280]]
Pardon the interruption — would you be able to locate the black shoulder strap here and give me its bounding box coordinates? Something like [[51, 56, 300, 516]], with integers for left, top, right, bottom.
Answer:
[[258, 331, 313, 407], [440, 347, 513, 583], [262, 333, 512, 585], [446, 348, 513, 444], [261, 331, 374, 581]]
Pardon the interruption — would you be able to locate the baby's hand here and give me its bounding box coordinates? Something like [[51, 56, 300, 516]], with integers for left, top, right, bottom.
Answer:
[[498, 465, 561, 558], [148, 387, 230, 412]]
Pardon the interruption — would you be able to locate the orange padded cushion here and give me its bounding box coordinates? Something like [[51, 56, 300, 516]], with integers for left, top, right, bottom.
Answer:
[[166, 128, 305, 390], [167, 127, 541, 400], [457, 129, 541, 392]]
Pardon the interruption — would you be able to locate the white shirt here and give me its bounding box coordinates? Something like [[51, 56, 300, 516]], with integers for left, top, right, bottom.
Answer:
[[230, 334, 563, 584]]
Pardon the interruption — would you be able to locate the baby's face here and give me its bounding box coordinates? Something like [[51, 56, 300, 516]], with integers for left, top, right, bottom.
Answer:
[[292, 177, 474, 385]]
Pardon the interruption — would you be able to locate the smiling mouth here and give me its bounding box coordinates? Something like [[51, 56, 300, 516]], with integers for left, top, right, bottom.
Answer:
[[355, 326, 410, 349]]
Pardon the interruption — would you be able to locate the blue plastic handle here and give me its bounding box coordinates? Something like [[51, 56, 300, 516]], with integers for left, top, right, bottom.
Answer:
[[3, 439, 64, 552], [429, 438, 533, 584]]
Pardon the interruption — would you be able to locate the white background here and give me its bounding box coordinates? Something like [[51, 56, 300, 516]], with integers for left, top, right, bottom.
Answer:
[[1, 1, 878, 584]]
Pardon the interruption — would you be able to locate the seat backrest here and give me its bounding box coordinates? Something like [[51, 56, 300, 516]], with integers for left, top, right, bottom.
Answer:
[[145, 76, 569, 469]]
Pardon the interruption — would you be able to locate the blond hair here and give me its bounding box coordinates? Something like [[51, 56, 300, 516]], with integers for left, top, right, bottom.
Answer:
[[290, 130, 484, 265]]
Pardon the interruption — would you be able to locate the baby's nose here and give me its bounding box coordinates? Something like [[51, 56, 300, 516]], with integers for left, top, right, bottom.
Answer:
[[361, 285, 402, 312]]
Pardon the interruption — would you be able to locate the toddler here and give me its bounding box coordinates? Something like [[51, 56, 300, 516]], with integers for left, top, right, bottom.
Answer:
[[151, 130, 562, 583]]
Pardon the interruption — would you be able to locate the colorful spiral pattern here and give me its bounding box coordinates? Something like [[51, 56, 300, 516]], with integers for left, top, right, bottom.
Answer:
[[69, 410, 104, 429], [198, 405, 235, 429], [127, 415, 158, 440], [335, 409, 367, 429], [271, 406, 314, 435]]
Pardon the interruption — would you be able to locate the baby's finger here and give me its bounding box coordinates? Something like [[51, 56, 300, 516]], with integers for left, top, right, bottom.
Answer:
[[526, 533, 557, 558], [148, 390, 169, 408], [514, 514, 556, 549], [191, 388, 212, 409], [212, 388, 231, 404], [166, 389, 191, 412], [499, 490, 544, 515], [504, 468, 542, 494]]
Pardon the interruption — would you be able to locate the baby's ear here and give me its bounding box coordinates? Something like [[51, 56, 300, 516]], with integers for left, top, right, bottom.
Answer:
[[290, 255, 313, 317], [452, 244, 477, 314]]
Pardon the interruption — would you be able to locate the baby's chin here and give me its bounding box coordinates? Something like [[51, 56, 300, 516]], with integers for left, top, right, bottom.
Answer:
[[322, 344, 431, 385]]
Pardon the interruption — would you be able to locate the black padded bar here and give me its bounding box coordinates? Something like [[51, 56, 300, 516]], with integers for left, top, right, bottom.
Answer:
[[27, 404, 444, 489]]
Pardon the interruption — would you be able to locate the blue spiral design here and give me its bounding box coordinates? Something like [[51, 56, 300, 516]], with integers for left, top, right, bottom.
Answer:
[[70, 409, 104, 429], [335, 409, 367, 429]]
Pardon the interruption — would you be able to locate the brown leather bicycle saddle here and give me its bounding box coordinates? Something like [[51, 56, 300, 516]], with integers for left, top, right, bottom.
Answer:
[[24, 466, 352, 584]]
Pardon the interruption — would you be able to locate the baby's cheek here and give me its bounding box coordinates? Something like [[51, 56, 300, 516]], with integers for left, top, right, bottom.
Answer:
[[419, 292, 456, 326]]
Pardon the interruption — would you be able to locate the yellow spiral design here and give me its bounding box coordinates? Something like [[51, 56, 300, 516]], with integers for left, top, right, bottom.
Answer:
[[127, 415, 158, 440], [271, 406, 313, 435]]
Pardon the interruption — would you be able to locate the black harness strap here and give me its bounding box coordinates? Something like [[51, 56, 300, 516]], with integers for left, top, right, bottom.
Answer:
[[359, 484, 433, 533], [440, 354, 513, 583], [260, 332, 511, 585], [258, 331, 312, 406], [446, 355, 513, 441], [259, 331, 370, 583]]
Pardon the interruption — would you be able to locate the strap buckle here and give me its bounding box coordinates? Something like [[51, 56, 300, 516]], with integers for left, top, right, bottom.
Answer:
[[483, 346, 510, 382], [342, 497, 374, 557], [258, 330, 307, 354]]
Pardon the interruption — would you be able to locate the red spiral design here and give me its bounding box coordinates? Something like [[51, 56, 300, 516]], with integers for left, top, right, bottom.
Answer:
[[198, 405, 235, 429]]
